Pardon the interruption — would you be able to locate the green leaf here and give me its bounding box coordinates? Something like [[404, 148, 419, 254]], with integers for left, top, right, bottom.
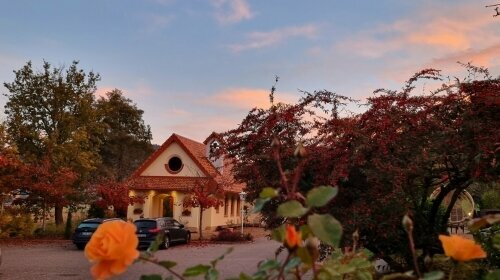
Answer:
[[356, 270, 373, 280], [252, 198, 270, 213], [493, 233, 500, 250], [306, 186, 338, 208], [237, 273, 253, 280], [349, 257, 372, 269], [277, 200, 309, 218], [206, 268, 219, 280], [299, 224, 313, 238], [271, 225, 285, 242], [158, 260, 177, 269], [307, 214, 342, 247], [297, 246, 313, 266], [140, 275, 163, 280], [147, 233, 164, 253], [422, 271, 445, 280], [361, 248, 374, 260], [320, 266, 341, 278], [183, 264, 211, 277], [337, 263, 356, 274], [260, 187, 278, 199], [258, 259, 280, 271], [284, 257, 302, 271]]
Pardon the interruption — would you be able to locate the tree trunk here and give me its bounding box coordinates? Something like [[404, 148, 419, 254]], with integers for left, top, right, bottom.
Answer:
[[42, 200, 46, 231], [55, 205, 63, 225], [64, 210, 73, 239], [198, 207, 204, 240]]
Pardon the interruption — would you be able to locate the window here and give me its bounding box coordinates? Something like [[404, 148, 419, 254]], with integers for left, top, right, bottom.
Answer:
[[166, 156, 183, 173]]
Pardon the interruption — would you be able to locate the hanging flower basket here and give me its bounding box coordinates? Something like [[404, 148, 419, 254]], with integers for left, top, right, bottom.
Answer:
[[182, 209, 192, 216]]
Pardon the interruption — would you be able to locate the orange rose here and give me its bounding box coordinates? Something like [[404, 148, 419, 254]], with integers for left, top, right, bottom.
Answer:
[[438, 234, 487, 262], [85, 221, 139, 280], [285, 224, 302, 249]]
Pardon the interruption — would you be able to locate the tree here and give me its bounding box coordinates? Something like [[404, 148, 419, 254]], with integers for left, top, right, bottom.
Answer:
[[94, 89, 154, 181], [0, 150, 25, 199], [486, 3, 500, 17], [220, 91, 355, 228], [3, 60, 103, 225], [91, 179, 143, 218], [16, 158, 78, 230], [183, 179, 224, 240], [221, 65, 499, 270]]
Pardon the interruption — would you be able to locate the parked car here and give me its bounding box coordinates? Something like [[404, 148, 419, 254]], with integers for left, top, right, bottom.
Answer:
[[134, 217, 190, 249], [72, 218, 122, 250]]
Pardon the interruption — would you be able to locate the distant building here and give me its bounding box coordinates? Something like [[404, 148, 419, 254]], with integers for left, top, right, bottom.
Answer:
[[127, 133, 247, 230]]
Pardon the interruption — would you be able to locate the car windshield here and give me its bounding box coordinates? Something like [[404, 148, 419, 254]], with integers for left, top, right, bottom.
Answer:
[[77, 222, 100, 229], [134, 220, 157, 229]]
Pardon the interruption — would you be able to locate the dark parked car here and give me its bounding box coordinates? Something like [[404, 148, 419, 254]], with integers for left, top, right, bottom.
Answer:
[[72, 218, 122, 250], [134, 217, 190, 249]]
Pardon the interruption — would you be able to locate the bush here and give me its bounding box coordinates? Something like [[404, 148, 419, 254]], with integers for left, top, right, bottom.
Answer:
[[473, 223, 500, 270], [481, 189, 500, 209], [33, 222, 67, 238], [211, 229, 253, 242], [0, 212, 35, 238]]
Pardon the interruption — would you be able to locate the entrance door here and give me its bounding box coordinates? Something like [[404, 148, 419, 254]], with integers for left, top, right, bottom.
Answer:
[[163, 196, 173, 217]]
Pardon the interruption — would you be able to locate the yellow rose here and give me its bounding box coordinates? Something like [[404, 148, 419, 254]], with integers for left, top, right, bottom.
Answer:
[[438, 234, 487, 262], [85, 221, 139, 280], [285, 224, 302, 249]]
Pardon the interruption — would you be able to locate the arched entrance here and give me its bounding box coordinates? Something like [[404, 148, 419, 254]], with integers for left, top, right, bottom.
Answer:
[[151, 193, 175, 218], [163, 196, 174, 217], [430, 188, 474, 233]]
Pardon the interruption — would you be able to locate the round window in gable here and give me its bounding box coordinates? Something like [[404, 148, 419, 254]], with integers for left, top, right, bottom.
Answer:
[[166, 156, 183, 174]]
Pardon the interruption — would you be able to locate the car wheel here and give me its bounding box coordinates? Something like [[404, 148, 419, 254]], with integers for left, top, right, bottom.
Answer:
[[163, 236, 170, 249], [76, 244, 85, 250], [184, 232, 191, 244]]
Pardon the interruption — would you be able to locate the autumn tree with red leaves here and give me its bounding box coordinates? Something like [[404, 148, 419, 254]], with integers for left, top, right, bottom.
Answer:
[[221, 65, 499, 270], [8, 158, 78, 230], [91, 179, 143, 217], [183, 179, 224, 240]]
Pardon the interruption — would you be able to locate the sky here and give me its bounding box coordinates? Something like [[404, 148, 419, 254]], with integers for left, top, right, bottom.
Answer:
[[0, 0, 499, 145]]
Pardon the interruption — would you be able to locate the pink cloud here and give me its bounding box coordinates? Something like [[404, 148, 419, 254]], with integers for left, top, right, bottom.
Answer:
[[337, 3, 497, 59], [229, 24, 318, 52], [206, 88, 297, 109], [212, 0, 252, 24], [430, 44, 500, 68], [333, 2, 499, 84]]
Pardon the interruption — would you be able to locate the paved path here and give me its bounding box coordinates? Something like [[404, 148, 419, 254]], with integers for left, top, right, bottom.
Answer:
[[0, 237, 282, 280]]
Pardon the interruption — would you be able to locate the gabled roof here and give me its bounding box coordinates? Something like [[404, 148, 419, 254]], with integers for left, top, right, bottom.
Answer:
[[130, 133, 219, 179], [203, 131, 221, 144], [128, 133, 245, 194]]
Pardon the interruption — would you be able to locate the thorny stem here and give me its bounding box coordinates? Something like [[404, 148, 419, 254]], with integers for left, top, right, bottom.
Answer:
[[277, 253, 293, 280], [291, 161, 305, 197], [273, 147, 289, 194], [311, 261, 318, 279], [448, 261, 457, 280], [139, 255, 186, 280]]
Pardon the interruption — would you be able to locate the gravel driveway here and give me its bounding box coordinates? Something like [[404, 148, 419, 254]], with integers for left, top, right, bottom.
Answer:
[[0, 237, 282, 280]]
